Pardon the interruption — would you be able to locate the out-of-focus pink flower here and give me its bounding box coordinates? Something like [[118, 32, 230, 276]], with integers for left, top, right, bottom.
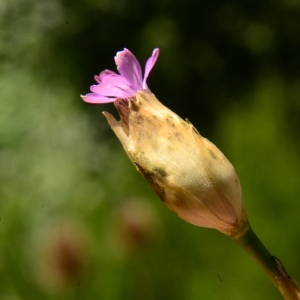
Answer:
[[114, 199, 159, 252], [36, 222, 89, 292], [81, 48, 159, 103]]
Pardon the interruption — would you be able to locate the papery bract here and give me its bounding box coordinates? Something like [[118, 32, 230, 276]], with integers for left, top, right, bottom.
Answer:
[[103, 91, 248, 238]]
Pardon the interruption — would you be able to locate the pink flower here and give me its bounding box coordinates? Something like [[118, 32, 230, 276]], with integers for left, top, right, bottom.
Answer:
[[81, 48, 159, 103]]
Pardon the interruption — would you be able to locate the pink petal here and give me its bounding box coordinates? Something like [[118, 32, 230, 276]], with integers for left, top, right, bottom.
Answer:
[[90, 86, 135, 98], [81, 93, 116, 103], [115, 48, 143, 90], [94, 70, 116, 83], [143, 48, 160, 89], [90, 74, 136, 97]]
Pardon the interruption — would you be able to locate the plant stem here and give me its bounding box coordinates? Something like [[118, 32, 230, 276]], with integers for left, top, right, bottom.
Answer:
[[234, 225, 300, 300]]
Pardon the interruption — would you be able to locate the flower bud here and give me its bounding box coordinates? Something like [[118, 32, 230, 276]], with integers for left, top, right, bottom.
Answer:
[[103, 91, 248, 237]]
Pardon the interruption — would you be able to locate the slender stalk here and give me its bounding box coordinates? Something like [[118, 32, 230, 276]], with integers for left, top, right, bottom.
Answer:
[[234, 225, 300, 300]]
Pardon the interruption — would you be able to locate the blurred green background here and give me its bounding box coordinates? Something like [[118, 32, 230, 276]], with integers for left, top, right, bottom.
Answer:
[[0, 0, 300, 299]]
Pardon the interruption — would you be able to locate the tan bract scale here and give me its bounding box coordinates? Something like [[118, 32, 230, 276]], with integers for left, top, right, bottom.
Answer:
[[103, 91, 248, 237]]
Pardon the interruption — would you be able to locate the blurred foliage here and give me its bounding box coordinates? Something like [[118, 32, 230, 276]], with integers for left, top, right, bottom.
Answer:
[[0, 0, 299, 299]]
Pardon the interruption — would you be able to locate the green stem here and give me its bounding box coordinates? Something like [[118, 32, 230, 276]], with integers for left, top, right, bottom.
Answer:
[[234, 225, 300, 300]]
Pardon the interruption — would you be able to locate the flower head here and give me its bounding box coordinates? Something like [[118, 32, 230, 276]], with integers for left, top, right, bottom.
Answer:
[[81, 48, 159, 103], [82, 48, 248, 238]]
